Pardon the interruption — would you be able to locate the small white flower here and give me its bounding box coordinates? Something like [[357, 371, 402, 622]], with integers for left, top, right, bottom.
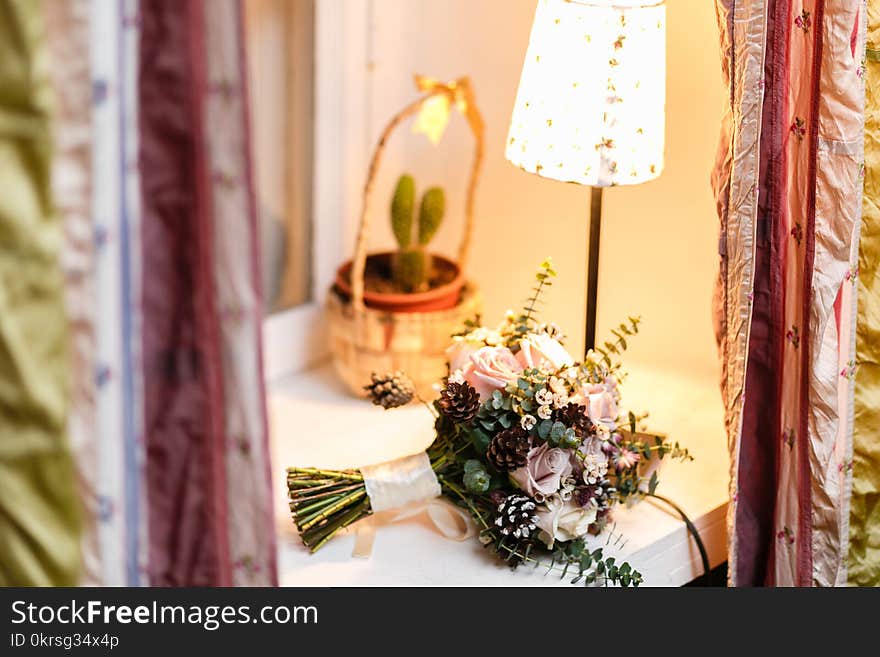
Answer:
[[564, 366, 579, 380], [548, 376, 567, 394], [537, 404, 553, 420], [553, 392, 569, 409], [484, 330, 502, 346], [520, 414, 537, 431], [535, 388, 554, 406], [595, 424, 611, 441], [581, 454, 608, 485], [448, 369, 465, 385], [467, 326, 502, 346]]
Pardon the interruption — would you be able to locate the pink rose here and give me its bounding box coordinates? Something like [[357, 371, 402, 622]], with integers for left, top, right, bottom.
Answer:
[[571, 377, 618, 427], [460, 346, 523, 400], [515, 333, 575, 371], [535, 495, 598, 548], [446, 341, 478, 372], [510, 442, 573, 497]]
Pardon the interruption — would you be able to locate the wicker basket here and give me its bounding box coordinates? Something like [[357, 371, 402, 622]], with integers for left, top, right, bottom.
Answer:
[[327, 77, 485, 398]]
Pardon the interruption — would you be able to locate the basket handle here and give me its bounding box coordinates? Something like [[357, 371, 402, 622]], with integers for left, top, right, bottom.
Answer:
[[350, 76, 485, 313]]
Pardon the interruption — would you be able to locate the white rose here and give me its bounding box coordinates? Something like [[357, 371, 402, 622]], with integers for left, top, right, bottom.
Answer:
[[534, 494, 599, 548]]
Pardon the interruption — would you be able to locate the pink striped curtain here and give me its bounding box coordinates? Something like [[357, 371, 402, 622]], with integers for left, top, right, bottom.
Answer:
[[138, 0, 276, 586], [715, 0, 867, 586], [3, 0, 278, 586]]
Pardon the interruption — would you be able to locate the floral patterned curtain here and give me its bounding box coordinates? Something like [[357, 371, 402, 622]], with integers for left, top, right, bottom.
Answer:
[[715, 0, 868, 586]]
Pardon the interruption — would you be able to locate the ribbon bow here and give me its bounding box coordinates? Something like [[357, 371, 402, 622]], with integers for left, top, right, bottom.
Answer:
[[352, 498, 475, 559], [412, 74, 485, 145]]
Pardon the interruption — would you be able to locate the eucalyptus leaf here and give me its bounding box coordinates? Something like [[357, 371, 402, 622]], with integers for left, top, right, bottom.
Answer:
[[538, 420, 553, 440]]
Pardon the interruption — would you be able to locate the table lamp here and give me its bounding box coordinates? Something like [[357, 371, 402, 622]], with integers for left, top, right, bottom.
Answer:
[[506, 0, 666, 353]]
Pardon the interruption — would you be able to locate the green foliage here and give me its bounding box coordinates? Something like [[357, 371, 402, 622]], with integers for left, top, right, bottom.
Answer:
[[463, 459, 490, 494], [391, 174, 415, 249], [418, 187, 445, 245], [508, 259, 557, 346], [474, 393, 519, 437], [592, 316, 641, 370], [463, 468, 490, 494], [452, 315, 483, 337], [611, 433, 695, 503]]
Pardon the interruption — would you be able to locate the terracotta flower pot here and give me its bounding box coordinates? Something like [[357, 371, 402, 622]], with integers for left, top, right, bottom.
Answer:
[[334, 252, 465, 313]]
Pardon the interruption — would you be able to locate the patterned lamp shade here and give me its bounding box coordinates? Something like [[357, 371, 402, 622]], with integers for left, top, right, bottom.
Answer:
[[505, 0, 666, 187]]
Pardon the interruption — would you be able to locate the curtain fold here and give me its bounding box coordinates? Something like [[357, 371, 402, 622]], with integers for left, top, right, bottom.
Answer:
[[849, 2, 880, 587], [734, 0, 786, 586], [205, 0, 278, 586], [89, 0, 150, 586], [0, 0, 81, 586], [43, 0, 99, 584], [712, 0, 768, 586], [138, 0, 276, 586], [716, 0, 868, 586], [139, 0, 231, 586]]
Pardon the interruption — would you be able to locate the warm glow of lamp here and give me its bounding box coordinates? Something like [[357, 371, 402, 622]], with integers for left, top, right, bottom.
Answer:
[[505, 0, 666, 188], [505, 0, 667, 353]]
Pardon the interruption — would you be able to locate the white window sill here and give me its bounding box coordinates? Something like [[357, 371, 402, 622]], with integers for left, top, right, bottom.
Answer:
[[268, 361, 729, 586]]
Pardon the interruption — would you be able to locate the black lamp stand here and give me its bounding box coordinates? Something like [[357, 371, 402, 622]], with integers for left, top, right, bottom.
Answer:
[[584, 186, 603, 355]]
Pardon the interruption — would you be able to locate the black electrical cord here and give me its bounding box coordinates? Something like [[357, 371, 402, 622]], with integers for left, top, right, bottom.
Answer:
[[645, 492, 711, 586]]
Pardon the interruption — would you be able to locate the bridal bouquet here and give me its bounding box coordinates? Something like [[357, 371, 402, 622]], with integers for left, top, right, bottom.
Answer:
[[288, 261, 691, 586]]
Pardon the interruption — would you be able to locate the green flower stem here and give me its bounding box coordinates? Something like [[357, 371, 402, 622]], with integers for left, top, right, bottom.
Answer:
[[291, 482, 363, 501], [297, 489, 367, 531], [293, 492, 350, 519], [306, 499, 372, 552], [440, 478, 490, 529], [287, 467, 363, 481]]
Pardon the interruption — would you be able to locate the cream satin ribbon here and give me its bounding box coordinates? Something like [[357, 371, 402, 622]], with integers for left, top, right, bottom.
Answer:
[[353, 452, 475, 558]]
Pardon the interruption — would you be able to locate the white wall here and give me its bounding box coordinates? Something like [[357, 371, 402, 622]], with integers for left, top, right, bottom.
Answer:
[[349, 0, 725, 396]]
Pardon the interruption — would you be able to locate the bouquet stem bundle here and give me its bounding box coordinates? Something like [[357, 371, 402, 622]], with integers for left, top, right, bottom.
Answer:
[[287, 468, 372, 552]]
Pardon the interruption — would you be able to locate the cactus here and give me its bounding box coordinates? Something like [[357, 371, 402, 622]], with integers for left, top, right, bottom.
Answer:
[[391, 174, 415, 249], [393, 249, 427, 293], [390, 175, 446, 293], [418, 187, 445, 245]]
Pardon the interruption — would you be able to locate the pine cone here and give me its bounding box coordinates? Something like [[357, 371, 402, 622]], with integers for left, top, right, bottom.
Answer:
[[438, 381, 480, 423], [494, 494, 537, 539], [575, 479, 615, 512], [365, 371, 415, 409], [554, 402, 595, 437], [486, 427, 531, 471]]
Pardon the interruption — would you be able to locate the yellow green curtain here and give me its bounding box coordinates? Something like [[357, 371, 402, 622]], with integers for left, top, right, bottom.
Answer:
[[850, 3, 880, 587], [0, 0, 80, 586]]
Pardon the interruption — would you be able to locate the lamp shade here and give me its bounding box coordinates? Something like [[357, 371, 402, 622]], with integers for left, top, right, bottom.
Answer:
[[505, 0, 666, 187]]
